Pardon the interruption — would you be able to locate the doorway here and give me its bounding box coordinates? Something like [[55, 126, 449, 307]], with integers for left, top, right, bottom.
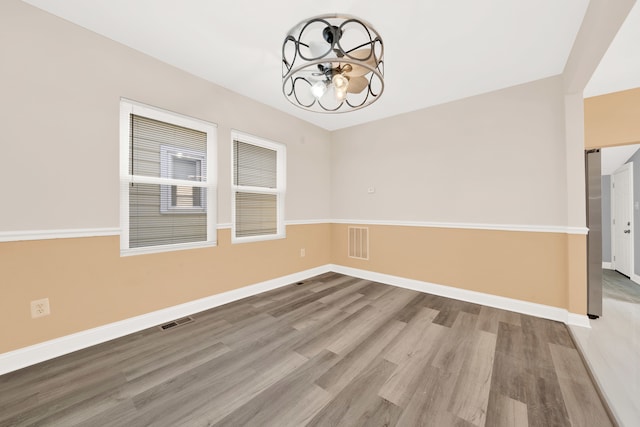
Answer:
[[611, 162, 634, 278]]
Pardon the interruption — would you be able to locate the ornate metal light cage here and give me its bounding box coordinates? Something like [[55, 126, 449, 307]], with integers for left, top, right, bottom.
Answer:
[[282, 14, 384, 113]]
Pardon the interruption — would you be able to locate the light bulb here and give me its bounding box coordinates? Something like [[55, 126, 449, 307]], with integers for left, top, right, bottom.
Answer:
[[335, 87, 347, 101], [332, 73, 349, 91], [310, 80, 327, 99]]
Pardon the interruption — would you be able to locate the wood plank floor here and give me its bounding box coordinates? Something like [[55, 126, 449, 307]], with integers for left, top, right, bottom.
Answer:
[[0, 273, 612, 426]]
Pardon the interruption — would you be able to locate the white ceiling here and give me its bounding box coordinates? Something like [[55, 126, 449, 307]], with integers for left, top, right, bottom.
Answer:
[[19, 0, 605, 131], [584, 1, 640, 97]]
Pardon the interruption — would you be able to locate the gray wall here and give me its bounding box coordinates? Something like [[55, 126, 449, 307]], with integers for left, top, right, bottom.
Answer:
[[601, 175, 611, 263]]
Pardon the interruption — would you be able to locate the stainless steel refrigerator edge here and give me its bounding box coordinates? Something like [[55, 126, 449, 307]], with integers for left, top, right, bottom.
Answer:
[[586, 149, 602, 318]]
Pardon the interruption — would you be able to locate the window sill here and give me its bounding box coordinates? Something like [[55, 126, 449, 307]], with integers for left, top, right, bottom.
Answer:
[[120, 240, 217, 257], [231, 232, 286, 245]]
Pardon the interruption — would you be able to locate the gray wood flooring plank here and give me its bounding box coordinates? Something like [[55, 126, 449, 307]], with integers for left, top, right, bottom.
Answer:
[[490, 348, 533, 405], [122, 335, 230, 380], [291, 303, 345, 331], [121, 341, 231, 398], [382, 307, 439, 365], [353, 396, 404, 427], [305, 274, 359, 293], [306, 358, 398, 427], [264, 286, 338, 318], [446, 328, 496, 426], [326, 288, 416, 355], [379, 313, 447, 407], [315, 319, 406, 393], [130, 326, 303, 413], [395, 365, 469, 427], [1, 371, 127, 427], [431, 313, 478, 375], [393, 293, 432, 323], [0, 273, 614, 427], [294, 305, 375, 358], [213, 350, 338, 427], [476, 305, 502, 334], [316, 278, 369, 305], [75, 400, 140, 427], [172, 351, 309, 426], [485, 391, 529, 427], [358, 281, 395, 300], [341, 294, 373, 313]]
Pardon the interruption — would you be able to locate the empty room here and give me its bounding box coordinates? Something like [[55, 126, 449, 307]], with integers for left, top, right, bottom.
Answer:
[[1, 0, 639, 426]]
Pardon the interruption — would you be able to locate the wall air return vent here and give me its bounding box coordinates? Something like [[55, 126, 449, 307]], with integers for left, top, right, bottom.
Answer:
[[348, 226, 369, 260]]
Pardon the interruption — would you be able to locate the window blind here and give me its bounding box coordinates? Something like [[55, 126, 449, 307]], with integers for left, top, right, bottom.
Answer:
[[233, 141, 276, 188], [233, 140, 279, 238], [235, 192, 277, 237], [131, 115, 206, 178], [128, 115, 208, 249]]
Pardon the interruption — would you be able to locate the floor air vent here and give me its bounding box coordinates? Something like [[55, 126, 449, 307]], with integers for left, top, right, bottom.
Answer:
[[348, 226, 369, 260], [159, 316, 194, 331]]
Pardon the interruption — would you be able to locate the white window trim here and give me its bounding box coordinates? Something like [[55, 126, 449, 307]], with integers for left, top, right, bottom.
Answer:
[[231, 130, 286, 244], [119, 98, 218, 256], [160, 145, 207, 214]]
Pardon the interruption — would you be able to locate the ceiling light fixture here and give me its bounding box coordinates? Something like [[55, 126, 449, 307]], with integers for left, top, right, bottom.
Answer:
[[282, 14, 384, 113]]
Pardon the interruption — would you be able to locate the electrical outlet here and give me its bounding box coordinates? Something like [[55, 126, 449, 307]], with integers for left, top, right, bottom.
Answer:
[[31, 298, 50, 318], [300, 248, 306, 257]]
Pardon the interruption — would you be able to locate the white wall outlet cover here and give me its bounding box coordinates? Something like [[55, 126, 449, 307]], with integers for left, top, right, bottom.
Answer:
[[31, 298, 51, 318]]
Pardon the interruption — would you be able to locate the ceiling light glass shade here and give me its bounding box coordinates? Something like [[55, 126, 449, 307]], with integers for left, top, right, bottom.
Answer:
[[334, 87, 348, 101], [332, 73, 349, 91], [310, 80, 328, 98], [282, 14, 384, 113]]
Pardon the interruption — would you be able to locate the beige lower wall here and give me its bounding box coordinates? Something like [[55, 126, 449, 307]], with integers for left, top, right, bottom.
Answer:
[[331, 223, 575, 311], [0, 224, 330, 354], [1, 222, 586, 355]]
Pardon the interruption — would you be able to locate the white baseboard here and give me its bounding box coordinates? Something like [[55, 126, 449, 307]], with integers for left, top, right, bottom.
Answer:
[[631, 274, 640, 286], [328, 264, 590, 328], [0, 265, 331, 376], [0, 263, 590, 376], [567, 313, 591, 328], [602, 262, 613, 270]]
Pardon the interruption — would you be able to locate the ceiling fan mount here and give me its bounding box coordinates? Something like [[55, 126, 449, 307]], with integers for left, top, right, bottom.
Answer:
[[322, 25, 342, 45]]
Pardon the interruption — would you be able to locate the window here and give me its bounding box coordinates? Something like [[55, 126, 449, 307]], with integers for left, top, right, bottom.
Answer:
[[160, 145, 206, 213], [120, 99, 217, 255], [231, 131, 286, 243]]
